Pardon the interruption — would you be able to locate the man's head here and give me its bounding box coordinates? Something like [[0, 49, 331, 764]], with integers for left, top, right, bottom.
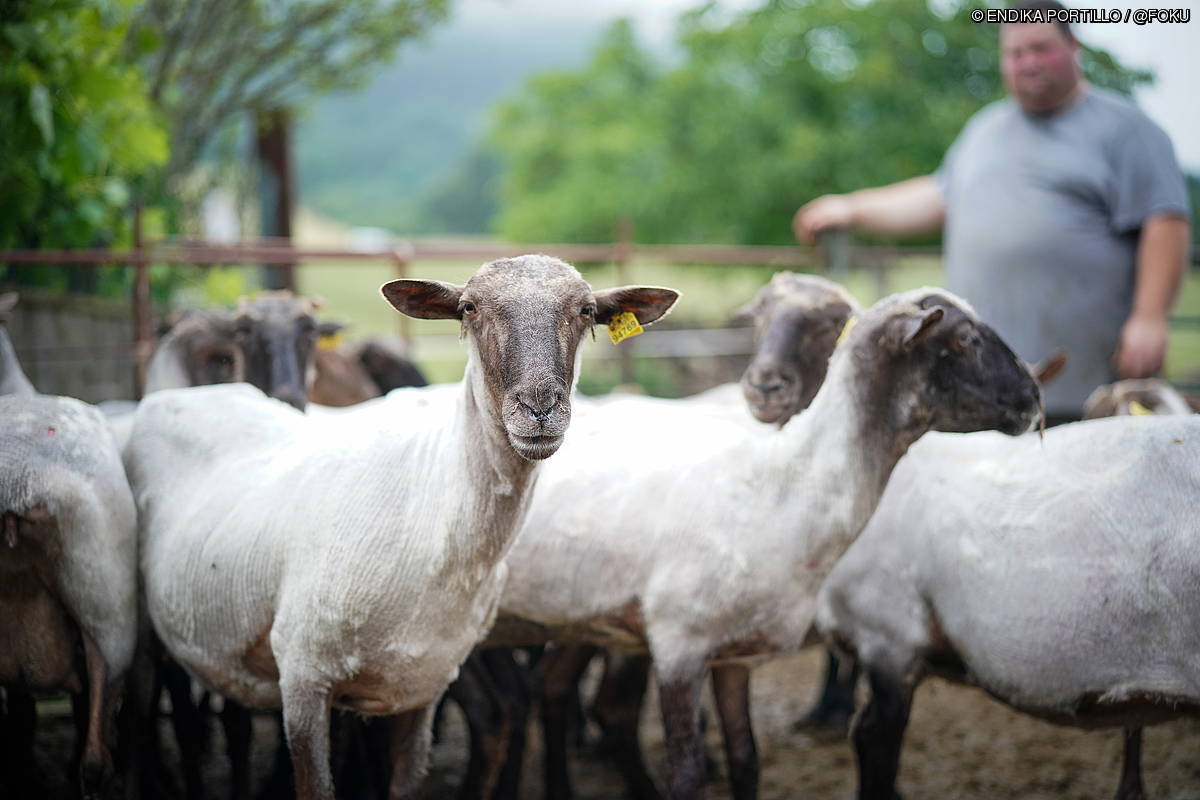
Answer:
[[1000, 1, 1082, 114]]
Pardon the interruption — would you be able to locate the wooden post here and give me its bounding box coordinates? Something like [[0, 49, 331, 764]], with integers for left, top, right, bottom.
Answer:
[[871, 256, 890, 302], [391, 246, 412, 345], [255, 108, 296, 291], [615, 217, 635, 386], [818, 228, 851, 280], [131, 203, 153, 399]]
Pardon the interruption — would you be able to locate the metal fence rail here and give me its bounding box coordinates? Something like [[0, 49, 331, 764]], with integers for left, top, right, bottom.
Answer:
[[2, 239, 1198, 396]]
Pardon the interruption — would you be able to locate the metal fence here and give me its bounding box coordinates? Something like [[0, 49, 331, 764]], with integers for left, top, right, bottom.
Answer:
[[2, 236, 1197, 399]]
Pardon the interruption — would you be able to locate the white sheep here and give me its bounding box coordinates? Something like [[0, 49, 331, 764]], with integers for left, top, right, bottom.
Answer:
[[816, 414, 1200, 800], [0, 395, 137, 798], [124, 255, 677, 800], [1083, 377, 1197, 418], [489, 288, 1042, 800]]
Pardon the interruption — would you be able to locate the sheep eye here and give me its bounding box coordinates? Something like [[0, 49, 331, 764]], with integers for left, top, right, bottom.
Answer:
[[581, 304, 595, 318], [461, 301, 477, 315]]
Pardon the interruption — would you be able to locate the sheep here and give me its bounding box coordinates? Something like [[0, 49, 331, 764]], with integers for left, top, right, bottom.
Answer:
[[0, 348, 137, 797], [1083, 377, 1197, 418], [512, 272, 860, 800], [310, 337, 429, 408], [124, 254, 678, 800], [107, 294, 332, 452], [738, 272, 857, 427], [487, 288, 1042, 800], [816, 414, 1200, 800]]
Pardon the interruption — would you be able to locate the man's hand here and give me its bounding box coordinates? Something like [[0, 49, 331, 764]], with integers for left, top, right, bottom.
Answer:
[[1114, 311, 1169, 378], [792, 195, 854, 245], [791, 177, 945, 244]]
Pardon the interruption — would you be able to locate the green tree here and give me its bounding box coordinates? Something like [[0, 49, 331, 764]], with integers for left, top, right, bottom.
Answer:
[[126, 0, 450, 190], [0, 0, 167, 250], [489, 0, 1151, 244]]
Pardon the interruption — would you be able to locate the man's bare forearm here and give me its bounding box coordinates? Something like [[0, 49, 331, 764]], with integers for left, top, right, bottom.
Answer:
[[1131, 213, 1190, 319], [845, 176, 946, 237], [1114, 213, 1191, 378]]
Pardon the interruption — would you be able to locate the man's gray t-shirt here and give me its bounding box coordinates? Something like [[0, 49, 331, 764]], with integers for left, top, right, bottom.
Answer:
[[936, 87, 1188, 415]]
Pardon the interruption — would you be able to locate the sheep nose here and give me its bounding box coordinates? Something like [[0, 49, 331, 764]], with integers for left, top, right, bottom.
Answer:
[[746, 365, 792, 396], [517, 391, 562, 423], [271, 385, 308, 411]]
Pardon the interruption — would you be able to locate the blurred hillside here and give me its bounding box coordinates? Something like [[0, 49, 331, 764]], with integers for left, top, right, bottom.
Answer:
[[295, 18, 603, 234]]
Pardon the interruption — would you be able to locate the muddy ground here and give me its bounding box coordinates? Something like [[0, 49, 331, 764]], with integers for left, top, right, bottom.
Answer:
[[25, 648, 1200, 799]]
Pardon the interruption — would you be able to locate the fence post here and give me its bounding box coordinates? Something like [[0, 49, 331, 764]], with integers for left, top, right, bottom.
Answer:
[[818, 229, 851, 281], [615, 217, 635, 386], [871, 255, 890, 302], [390, 245, 412, 345], [131, 203, 153, 399]]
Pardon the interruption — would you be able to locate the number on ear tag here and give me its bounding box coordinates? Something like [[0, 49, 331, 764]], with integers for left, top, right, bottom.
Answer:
[[608, 312, 644, 345]]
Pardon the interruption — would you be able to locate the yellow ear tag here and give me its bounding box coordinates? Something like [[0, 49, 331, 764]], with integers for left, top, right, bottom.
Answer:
[[837, 315, 858, 345], [317, 332, 343, 351], [608, 312, 644, 345], [1128, 400, 1153, 416]]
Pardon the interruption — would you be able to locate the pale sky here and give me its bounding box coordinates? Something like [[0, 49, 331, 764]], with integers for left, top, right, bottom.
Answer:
[[457, 0, 1199, 171]]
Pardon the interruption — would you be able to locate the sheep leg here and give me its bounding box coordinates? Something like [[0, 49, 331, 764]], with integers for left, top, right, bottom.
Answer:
[[161, 658, 205, 800], [221, 699, 254, 800], [120, 626, 175, 800], [711, 664, 758, 800], [445, 653, 509, 800], [853, 668, 911, 800], [0, 686, 40, 798], [1115, 728, 1145, 800], [386, 703, 436, 800], [281, 679, 334, 800], [541, 644, 600, 800], [79, 629, 118, 800], [331, 712, 387, 800], [796, 649, 859, 734], [591, 653, 662, 800], [657, 659, 709, 800], [481, 647, 535, 800], [259, 712, 296, 800]]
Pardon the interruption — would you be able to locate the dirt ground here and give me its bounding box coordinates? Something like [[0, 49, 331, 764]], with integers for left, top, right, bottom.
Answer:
[[26, 648, 1200, 799]]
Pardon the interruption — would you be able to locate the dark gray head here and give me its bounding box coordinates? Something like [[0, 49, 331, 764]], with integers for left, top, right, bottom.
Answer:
[[359, 338, 429, 392], [737, 273, 859, 426], [381, 255, 678, 461], [845, 288, 1042, 441], [1082, 378, 1195, 418], [234, 291, 340, 411], [160, 310, 246, 388]]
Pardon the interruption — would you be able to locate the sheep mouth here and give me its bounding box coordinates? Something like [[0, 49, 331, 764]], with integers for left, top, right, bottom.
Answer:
[[508, 433, 564, 461], [742, 387, 796, 425], [746, 398, 791, 425]]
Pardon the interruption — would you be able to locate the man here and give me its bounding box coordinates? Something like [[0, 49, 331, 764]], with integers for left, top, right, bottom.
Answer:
[[794, 0, 1190, 422]]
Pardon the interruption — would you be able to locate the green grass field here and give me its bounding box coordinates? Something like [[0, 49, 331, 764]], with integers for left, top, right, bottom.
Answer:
[[296, 256, 1200, 393]]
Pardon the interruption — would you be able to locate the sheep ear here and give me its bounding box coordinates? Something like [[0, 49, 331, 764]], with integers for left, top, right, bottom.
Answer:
[[0, 292, 17, 316], [729, 297, 760, 326], [381, 280, 464, 320], [886, 306, 943, 353], [1030, 349, 1067, 386], [1081, 386, 1118, 420], [316, 320, 345, 338], [593, 286, 679, 326]]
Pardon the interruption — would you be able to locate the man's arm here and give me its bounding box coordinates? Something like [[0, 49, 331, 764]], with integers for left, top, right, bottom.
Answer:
[[792, 176, 946, 244], [1115, 213, 1191, 378]]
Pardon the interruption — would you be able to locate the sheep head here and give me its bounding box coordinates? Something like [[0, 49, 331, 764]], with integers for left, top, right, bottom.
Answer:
[[381, 254, 678, 461]]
